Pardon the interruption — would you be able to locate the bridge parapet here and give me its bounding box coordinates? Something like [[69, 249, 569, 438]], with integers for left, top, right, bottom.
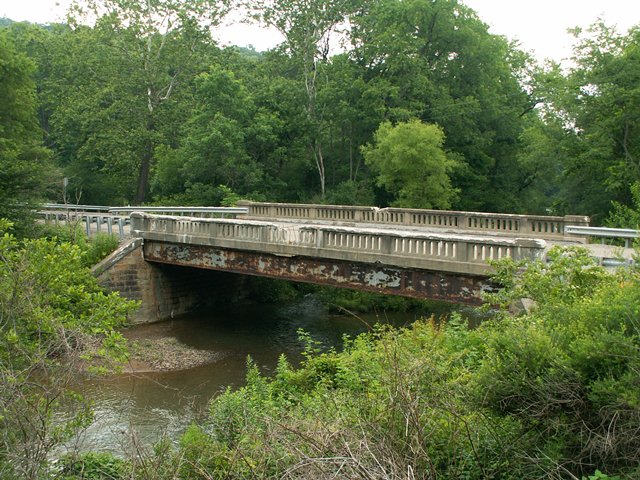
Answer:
[[131, 213, 546, 276], [237, 201, 589, 242]]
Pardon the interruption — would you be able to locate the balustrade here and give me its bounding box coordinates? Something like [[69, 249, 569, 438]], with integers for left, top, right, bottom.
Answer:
[[132, 213, 545, 276], [238, 201, 590, 241]]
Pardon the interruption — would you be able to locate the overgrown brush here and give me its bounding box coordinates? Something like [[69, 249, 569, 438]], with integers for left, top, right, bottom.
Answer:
[[0, 219, 137, 478], [80, 246, 639, 479]]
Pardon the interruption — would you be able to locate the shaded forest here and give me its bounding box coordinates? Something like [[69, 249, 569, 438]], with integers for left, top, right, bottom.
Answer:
[[2, 0, 640, 225]]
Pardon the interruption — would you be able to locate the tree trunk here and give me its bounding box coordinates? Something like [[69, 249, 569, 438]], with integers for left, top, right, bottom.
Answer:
[[135, 146, 151, 205], [135, 115, 155, 204]]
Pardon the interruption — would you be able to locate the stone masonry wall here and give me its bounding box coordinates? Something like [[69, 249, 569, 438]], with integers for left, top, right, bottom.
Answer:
[[94, 239, 163, 323], [93, 238, 246, 323]]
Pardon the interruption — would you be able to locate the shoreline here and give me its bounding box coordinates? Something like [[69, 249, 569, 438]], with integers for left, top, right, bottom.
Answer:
[[124, 336, 226, 373]]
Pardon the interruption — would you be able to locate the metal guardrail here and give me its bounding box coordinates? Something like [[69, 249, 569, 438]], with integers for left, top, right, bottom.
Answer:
[[42, 204, 248, 217], [565, 226, 640, 248], [42, 203, 113, 212], [38, 205, 249, 239], [40, 211, 131, 238], [108, 206, 248, 217]]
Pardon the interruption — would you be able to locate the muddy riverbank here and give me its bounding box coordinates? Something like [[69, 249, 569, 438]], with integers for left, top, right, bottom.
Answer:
[[125, 337, 226, 373]]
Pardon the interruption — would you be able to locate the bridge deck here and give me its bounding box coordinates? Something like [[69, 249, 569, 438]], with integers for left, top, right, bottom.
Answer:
[[241, 217, 636, 266], [40, 206, 635, 266]]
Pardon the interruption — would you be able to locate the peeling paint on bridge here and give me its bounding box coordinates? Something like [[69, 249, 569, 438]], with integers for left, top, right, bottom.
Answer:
[[143, 241, 496, 305]]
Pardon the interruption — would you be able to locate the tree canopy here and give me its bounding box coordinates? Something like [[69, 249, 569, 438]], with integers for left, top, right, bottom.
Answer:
[[363, 119, 458, 209], [1, 3, 639, 222], [0, 30, 53, 231]]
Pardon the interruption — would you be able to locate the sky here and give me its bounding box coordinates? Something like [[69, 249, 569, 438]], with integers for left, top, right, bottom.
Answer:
[[1, 0, 639, 64]]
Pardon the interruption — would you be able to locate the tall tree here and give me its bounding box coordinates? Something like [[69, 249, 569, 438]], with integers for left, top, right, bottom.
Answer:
[[0, 30, 52, 231], [152, 64, 266, 203], [67, 0, 231, 204], [556, 23, 640, 219], [350, 0, 533, 211], [243, 0, 360, 198]]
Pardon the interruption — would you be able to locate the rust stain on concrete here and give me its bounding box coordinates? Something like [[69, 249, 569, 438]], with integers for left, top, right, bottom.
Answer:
[[143, 241, 495, 305]]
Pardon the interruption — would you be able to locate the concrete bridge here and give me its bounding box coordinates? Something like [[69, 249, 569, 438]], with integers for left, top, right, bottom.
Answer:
[[85, 201, 632, 323]]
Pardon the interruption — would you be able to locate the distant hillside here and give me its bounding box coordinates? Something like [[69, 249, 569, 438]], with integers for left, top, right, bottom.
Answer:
[[0, 17, 64, 29]]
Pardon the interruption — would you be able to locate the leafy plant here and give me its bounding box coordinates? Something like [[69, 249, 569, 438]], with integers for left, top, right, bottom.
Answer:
[[0, 219, 137, 478]]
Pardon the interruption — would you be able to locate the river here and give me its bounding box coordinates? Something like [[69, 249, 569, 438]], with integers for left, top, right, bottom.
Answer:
[[63, 295, 462, 456]]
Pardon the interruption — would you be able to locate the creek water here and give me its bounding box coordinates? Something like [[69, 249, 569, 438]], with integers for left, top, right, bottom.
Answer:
[[64, 295, 461, 455]]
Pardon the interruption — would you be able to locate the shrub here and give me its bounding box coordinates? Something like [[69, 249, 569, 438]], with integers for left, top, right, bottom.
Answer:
[[58, 452, 129, 479], [83, 233, 120, 267]]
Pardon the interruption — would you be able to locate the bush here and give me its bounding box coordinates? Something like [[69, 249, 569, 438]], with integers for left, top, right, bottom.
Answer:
[[0, 219, 137, 478], [83, 233, 120, 267], [59, 452, 129, 479], [166, 247, 639, 479]]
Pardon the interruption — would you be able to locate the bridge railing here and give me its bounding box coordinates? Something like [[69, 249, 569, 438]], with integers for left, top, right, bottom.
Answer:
[[237, 201, 590, 242], [38, 205, 248, 239], [107, 206, 248, 218], [39, 206, 131, 239], [565, 226, 640, 248], [131, 213, 546, 276]]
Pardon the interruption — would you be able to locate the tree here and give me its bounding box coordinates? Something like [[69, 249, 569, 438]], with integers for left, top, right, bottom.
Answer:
[[549, 23, 640, 219], [152, 64, 265, 203], [363, 119, 457, 209], [66, 0, 231, 204], [244, 0, 360, 198], [0, 30, 53, 231], [350, 0, 533, 212]]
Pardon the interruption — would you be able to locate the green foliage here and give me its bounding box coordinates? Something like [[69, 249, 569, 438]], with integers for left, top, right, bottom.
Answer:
[[83, 233, 120, 267], [59, 452, 129, 479], [363, 119, 458, 208], [535, 24, 640, 218], [242, 276, 302, 304], [584, 471, 621, 480], [314, 285, 436, 314], [607, 182, 640, 229], [29, 223, 119, 266], [0, 219, 137, 477], [156, 248, 639, 479], [485, 245, 612, 310], [351, 0, 534, 211], [0, 29, 54, 232]]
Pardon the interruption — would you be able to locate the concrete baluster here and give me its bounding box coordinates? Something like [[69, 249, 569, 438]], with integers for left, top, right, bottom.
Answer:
[[455, 241, 468, 262], [457, 213, 468, 231]]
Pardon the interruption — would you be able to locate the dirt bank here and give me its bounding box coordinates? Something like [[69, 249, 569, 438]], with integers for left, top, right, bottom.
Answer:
[[125, 337, 225, 373]]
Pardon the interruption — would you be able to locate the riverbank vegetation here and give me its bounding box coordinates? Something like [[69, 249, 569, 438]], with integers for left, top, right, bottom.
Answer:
[[57, 246, 639, 479], [0, 220, 137, 478]]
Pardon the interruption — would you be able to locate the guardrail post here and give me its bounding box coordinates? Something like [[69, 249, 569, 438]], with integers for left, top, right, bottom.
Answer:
[[85, 216, 91, 237], [117, 218, 125, 239], [106, 217, 113, 235]]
